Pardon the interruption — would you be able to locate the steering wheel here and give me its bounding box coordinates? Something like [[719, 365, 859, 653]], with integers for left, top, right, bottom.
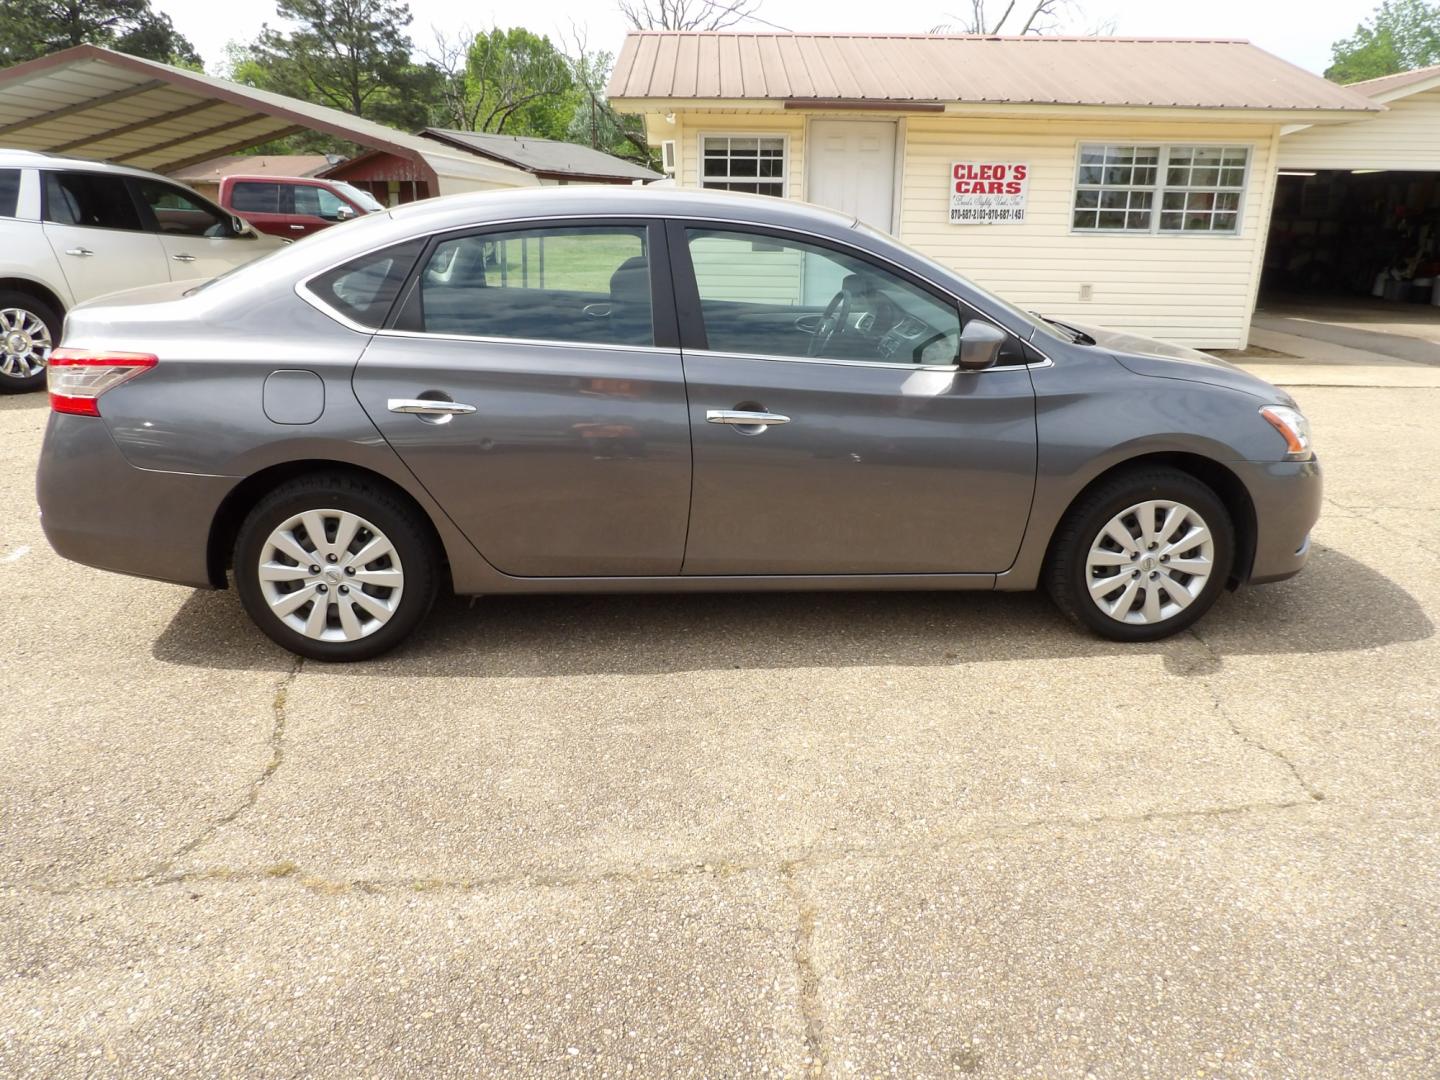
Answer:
[[808, 289, 850, 357]]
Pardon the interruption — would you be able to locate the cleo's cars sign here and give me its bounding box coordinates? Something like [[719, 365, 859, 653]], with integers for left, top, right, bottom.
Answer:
[[950, 162, 1029, 225]]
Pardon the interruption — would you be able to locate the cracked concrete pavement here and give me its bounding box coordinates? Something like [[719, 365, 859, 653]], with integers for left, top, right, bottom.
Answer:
[[2, 366, 1439, 1078]]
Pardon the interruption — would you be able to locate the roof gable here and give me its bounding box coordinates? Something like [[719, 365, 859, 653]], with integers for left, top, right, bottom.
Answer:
[[608, 32, 1381, 114]]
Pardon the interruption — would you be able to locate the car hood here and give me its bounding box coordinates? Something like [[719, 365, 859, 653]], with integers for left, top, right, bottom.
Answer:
[[1064, 320, 1294, 406]]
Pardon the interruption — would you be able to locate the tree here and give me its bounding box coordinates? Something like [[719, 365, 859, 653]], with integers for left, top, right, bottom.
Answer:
[[0, 0, 201, 67], [423, 27, 575, 137], [561, 37, 659, 168], [618, 0, 766, 32], [1326, 0, 1440, 82], [931, 1, 1070, 34], [238, 0, 431, 129]]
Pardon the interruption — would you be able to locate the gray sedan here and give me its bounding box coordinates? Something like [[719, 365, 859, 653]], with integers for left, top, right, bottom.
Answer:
[[36, 187, 1319, 661]]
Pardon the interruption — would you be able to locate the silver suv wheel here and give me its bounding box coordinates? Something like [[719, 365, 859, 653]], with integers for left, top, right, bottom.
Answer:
[[0, 307, 51, 381], [1085, 499, 1215, 625], [257, 509, 405, 642]]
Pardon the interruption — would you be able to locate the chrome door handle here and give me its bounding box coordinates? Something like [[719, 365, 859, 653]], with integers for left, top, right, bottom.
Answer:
[[172, 253, 196, 262], [289, 225, 305, 231], [706, 409, 791, 426], [387, 398, 476, 416], [64, 247, 94, 257]]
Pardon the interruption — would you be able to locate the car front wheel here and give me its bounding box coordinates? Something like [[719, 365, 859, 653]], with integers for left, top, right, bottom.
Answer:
[[233, 475, 438, 661], [0, 291, 60, 394], [1046, 468, 1234, 642]]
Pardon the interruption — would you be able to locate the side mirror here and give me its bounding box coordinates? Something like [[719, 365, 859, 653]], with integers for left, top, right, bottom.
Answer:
[[230, 215, 252, 238], [333, 204, 356, 222], [957, 320, 1007, 371]]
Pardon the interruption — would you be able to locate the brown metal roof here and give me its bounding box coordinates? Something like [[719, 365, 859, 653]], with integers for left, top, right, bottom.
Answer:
[[168, 154, 334, 182], [1344, 63, 1440, 100], [0, 45, 531, 187], [608, 32, 1381, 113]]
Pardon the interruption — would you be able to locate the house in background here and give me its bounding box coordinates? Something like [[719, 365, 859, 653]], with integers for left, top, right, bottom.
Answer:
[[608, 32, 1381, 349], [321, 128, 660, 207]]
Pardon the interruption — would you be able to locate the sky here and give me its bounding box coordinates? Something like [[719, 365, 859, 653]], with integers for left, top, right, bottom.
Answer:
[[154, 0, 1378, 79]]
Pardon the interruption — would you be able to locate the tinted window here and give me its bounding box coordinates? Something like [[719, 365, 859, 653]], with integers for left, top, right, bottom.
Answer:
[[293, 184, 347, 220], [309, 239, 425, 328], [230, 181, 282, 214], [43, 171, 142, 231], [134, 179, 229, 237], [0, 169, 19, 218], [685, 228, 963, 365], [414, 226, 652, 347]]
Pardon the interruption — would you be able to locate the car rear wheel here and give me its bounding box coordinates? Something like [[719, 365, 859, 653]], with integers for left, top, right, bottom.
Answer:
[[1045, 468, 1234, 642], [0, 290, 60, 394], [234, 475, 438, 661]]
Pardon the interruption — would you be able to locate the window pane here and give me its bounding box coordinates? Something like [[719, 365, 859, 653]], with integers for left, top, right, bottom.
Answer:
[[310, 239, 424, 328], [43, 171, 141, 231], [135, 179, 227, 237], [0, 169, 18, 217], [701, 135, 786, 197], [1074, 145, 1160, 231], [685, 228, 962, 365], [418, 227, 651, 346], [230, 182, 281, 214]]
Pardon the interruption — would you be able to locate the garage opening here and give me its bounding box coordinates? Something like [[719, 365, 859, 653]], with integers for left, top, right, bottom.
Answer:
[[1262, 168, 1440, 307]]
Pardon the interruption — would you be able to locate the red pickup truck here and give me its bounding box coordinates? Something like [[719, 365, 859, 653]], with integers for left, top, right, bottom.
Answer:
[[217, 175, 385, 239]]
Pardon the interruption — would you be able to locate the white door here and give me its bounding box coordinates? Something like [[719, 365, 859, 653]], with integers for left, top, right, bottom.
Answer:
[[806, 120, 897, 232], [40, 170, 170, 304]]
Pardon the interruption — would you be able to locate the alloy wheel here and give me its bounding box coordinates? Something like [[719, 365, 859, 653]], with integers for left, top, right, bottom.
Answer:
[[1085, 499, 1215, 625], [0, 307, 52, 380], [256, 509, 405, 642]]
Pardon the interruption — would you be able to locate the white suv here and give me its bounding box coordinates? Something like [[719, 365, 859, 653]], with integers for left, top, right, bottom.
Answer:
[[0, 150, 286, 393]]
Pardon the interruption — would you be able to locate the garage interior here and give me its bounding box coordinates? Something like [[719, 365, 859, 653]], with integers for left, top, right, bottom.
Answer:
[[1262, 168, 1440, 307]]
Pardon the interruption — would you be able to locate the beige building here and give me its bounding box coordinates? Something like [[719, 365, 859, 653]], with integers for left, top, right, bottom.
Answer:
[[609, 33, 1381, 349]]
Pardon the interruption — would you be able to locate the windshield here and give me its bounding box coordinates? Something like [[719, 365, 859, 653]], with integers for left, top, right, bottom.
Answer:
[[852, 220, 1075, 344], [331, 181, 385, 212]]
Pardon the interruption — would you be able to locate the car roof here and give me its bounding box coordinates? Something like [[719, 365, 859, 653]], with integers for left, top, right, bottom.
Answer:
[[385, 184, 861, 236], [223, 174, 332, 183], [0, 147, 175, 182]]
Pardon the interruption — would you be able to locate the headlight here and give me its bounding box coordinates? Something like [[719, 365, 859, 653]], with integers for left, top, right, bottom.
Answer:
[[1259, 405, 1313, 461]]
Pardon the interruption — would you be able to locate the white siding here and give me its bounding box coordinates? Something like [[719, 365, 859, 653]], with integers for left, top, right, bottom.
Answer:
[[668, 110, 1281, 349], [898, 116, 1277, 349], [1280, 87, 1440, 171]]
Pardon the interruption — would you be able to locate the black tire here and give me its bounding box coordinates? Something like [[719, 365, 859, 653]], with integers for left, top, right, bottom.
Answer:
[[233, 473, 439, 662], [0, 289, 61, 395], [1045, 467, 1235, 642]]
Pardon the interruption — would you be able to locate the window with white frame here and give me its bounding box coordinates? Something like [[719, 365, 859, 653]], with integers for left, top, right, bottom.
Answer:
[[1073, 144, 1249, 234], [701, 135, 785, 196]]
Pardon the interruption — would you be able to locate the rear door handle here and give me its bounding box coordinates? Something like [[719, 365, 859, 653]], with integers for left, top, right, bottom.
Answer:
[[706, 409, 791, 427], [64, 247, 94, 257], [388, 398, 476, 416], [172, 253, 196, 263]]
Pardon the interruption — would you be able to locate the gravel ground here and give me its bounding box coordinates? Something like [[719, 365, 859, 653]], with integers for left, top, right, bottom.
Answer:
[[1, 374, 1437, 1078]]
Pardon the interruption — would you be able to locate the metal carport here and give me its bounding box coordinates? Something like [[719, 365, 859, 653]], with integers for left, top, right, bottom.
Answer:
[[0, 44, 537, 195]]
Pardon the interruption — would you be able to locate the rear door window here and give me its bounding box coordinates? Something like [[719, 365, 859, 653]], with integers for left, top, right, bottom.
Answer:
[[230, 181, 283, 214], [42, 171, 143, 231], [0, 169, 20, 217], [408, 226, 653, 347]]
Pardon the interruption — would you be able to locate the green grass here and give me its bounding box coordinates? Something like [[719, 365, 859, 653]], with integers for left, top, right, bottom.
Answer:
[[489, 232, 644, 294]]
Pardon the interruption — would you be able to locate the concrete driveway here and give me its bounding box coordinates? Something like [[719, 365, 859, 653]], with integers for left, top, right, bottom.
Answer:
[[2, 362, 1438, 1078]]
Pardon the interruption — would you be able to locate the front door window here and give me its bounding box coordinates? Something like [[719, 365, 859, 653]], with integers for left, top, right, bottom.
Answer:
[[685, 227, 962, 366]]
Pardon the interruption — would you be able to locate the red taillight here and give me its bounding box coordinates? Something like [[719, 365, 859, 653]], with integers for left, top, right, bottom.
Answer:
[[48, 349, 158, 416]]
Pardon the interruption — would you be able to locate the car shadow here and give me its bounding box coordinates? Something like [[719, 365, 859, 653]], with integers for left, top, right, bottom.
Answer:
[[152, 544, 1432, 678]]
